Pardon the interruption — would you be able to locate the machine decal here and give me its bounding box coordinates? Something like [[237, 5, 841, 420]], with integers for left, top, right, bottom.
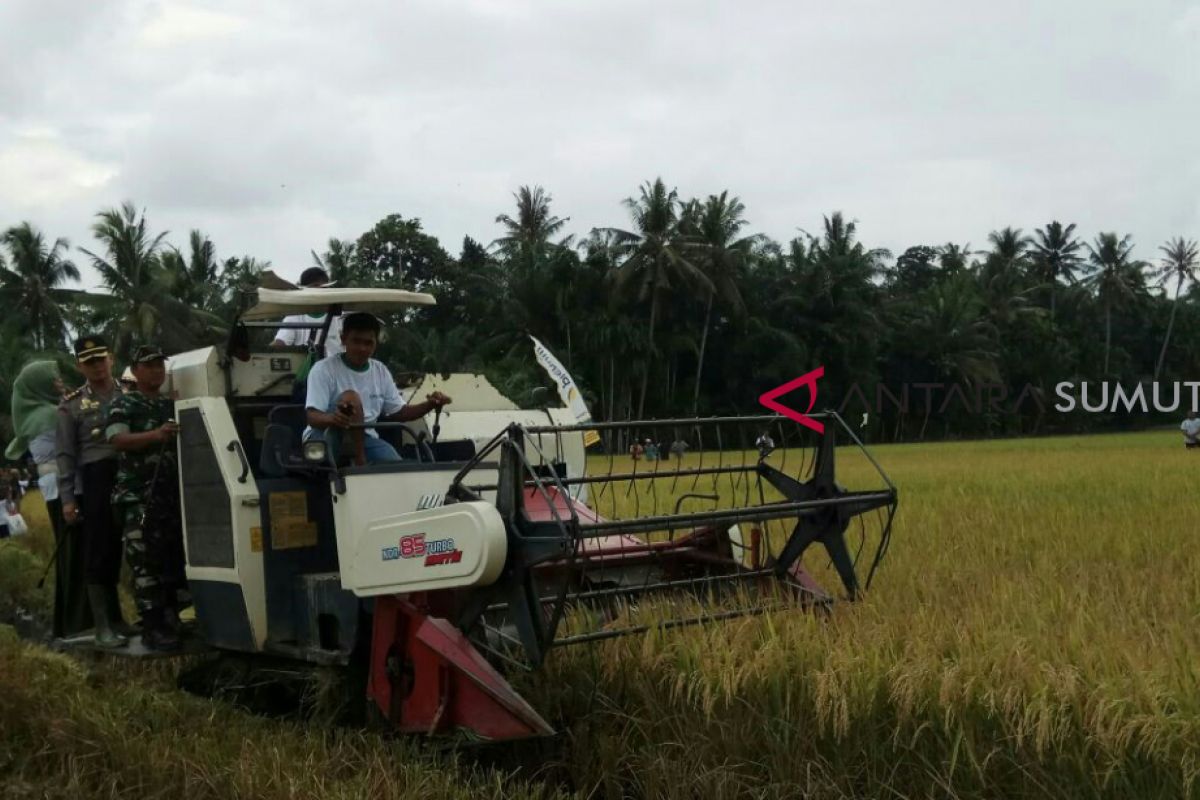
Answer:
[[399, 533, 427, 558], [424, 549, 463, 566], [268, 491, 318, 549], [382, 533, 463, 566]]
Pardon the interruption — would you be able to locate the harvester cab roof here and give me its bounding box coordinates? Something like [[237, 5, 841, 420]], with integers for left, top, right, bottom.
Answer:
[[81, 276, 900, 743], [239, 284, 436, 318]]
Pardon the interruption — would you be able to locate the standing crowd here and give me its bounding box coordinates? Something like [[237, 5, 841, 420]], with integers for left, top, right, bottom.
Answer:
[[0, 466, 30, 536], [3, 336, 186, 652]]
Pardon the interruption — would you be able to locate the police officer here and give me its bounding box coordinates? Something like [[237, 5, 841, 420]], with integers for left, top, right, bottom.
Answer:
[[106, 345, 186, 652], [57, 335, 132, 648]]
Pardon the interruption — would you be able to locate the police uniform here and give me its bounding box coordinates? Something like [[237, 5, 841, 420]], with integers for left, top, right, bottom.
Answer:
[[57, 341, 126, 589], [105, 345, 186, 650]]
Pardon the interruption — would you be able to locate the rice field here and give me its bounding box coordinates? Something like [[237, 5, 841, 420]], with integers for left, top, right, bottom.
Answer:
[[1, 430, 1197, 798]]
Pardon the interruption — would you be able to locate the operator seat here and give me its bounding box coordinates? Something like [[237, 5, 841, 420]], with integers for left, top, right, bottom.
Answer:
[[259, 404, 307, 477], [269, 404, 308, 438]]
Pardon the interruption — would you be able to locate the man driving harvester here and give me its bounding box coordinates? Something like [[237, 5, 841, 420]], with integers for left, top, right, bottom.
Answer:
[[304, 312, 451, 465]]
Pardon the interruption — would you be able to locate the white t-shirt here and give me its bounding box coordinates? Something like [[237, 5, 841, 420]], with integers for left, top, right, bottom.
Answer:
[[274, 313, 345, 359], [304, 355, 405, 440], [29, 430, 56, 465], [29, 431, 59, 501], [1181, 418, 1200, 442]]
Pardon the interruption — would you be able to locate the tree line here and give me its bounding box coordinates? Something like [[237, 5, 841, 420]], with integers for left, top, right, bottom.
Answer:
[[2, 183, 1197, 445]]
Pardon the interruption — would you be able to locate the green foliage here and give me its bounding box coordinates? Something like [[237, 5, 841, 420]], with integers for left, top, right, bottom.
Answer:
[[79, 203, 232, 359], [0, 190, 1198, 443], [355, 214, 452, 288], [0, 222, 82, 351]]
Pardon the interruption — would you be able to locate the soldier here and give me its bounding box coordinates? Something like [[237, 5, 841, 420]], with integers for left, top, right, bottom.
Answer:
[[106, 345, 186, 652], [57, 335, 132, 648]]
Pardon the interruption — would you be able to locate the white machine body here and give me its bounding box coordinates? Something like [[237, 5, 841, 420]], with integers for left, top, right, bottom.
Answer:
[[173, 395, 271, 647], [332, 480, 506, 596], [166, 282, 588, 659]]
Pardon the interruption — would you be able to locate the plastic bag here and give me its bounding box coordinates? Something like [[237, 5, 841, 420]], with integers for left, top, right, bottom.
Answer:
[[7, 513, 28, 536], [295, 351, 316, 383]]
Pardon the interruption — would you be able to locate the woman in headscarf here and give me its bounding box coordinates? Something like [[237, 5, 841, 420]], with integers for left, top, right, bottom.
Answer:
[[4, 360, 92, 637]]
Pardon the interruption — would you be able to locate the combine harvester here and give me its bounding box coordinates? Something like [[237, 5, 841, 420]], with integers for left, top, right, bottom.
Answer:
[[154, 282, 897, 741]]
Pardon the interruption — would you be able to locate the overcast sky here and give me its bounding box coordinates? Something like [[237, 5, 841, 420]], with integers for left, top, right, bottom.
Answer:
[[1, 0, 1197, 289]]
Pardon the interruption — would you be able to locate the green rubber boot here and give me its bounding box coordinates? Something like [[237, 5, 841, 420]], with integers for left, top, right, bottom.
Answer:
[[87, 585, 129, 649]]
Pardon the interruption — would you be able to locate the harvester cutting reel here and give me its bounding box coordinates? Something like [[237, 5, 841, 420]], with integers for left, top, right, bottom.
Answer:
[[367, 412, 896, 740]]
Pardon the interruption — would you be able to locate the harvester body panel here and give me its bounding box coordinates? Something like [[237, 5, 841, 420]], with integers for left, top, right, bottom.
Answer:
[[331, 479, 507, 595], [176, 396, 268, 651]]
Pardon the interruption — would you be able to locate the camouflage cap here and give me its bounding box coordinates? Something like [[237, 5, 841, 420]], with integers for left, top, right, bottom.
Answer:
[[131, 344, 167, 363]]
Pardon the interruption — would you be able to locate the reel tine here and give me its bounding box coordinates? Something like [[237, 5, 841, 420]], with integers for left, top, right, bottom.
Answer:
[[452, 414, 897, 667]]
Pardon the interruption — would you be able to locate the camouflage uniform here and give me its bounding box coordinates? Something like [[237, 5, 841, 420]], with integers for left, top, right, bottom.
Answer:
[[105, 391, 186, 617]]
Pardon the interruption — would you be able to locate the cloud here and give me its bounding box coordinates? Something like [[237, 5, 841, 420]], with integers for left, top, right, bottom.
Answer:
[[1173, 5, 1200, 37], [0, 0, 1196, 289], [137, 3, 245, 47], [0, 130, 118, 210]]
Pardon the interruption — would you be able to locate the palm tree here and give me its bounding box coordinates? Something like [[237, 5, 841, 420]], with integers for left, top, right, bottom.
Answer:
[[493, 186, 568, 267], [806, 213, 891, 279], [162, 230, 220, 310], [937, 242, 974, 273], [902, 274, 1001, 438], [0, 222, 82, 349], [80, 203, 223, 356], [983, 227, 1032, 282], [1083, 232, 1142, 374], [689, 191, 756, 415], [217, 255, 269, 304], [601, 178, 713, 418], [1153, 237, 1199, 381], [311, 238, 357, 284], [492, 186, 579, 364], [1029, 221, 1084, 322]]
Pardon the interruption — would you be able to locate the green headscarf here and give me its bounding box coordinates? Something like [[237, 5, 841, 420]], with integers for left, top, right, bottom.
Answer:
[[4, 360, 62, 460]]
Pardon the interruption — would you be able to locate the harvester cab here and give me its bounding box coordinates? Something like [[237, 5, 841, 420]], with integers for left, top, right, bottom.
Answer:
[[162, 281, 897, 742]]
